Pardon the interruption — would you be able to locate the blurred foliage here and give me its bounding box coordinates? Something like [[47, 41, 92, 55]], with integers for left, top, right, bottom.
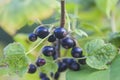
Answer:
[[109, 32, 120, 47], [95, 0, 119, 17], [0, 0, 58, 35]]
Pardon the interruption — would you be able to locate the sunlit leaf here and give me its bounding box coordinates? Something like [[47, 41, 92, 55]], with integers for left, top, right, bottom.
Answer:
[[39, 56, 58, 74], [21, 71, 40, 80], [0, 43, 29, 76]]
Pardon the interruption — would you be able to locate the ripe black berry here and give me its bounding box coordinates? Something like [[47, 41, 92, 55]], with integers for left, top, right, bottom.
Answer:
[[50, 72, 54, 77], [78, 59, 86, 65], [71, 47, 83, 58], [48, 34, 56, 42], [28, 64, 37, 73], [35, 26, 49, 39], [36, 58, 46, 67], [61, 37, 76, 49], [54, 72, 60, 79], [39, 72, 46, 78], [42, 46, 55, 56], [52, 53, 58, 60], [58, 62, 67, 72], [41, 77, 50, 80], [63, 58, 76, 66], [54, 27, 67, 39], [28, 33, 37, 42], [69, 62, 80, 71]]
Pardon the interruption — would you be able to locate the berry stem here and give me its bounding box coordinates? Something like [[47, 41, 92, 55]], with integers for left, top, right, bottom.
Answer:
[[26, 35, 49, 55], [60, 0, 65, 27], [56, 0, 66, 58], [56, 39, 61, 57], [53, 56, 86, 63]]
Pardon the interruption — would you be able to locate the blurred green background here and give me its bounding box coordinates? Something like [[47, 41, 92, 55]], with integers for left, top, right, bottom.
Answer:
[[0, 0, 120, 80]]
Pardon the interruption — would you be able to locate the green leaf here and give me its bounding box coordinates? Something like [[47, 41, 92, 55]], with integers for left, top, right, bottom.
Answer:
[[39, 56, 58, 74], [74, 29, 88, 37], [4, 42, 25, 56], [40, 62, 58, 74], [0, 0, 58, 35], [81, 23, 103, 35], [66, 55, 120, 80], [85, 39, 117, 69], [14, 33, 33, 51], [109, 32, 120, 48], [66, 66, 109, 80], [0, 43, 29, 76], [85, 39, 104, 56], [110, 55, 120, 80], [95, 0, 118, 17], [21, 71, 40, 80]]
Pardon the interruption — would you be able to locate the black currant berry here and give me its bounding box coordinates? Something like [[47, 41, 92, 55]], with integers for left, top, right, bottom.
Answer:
[[61, 37, 76, 49], [71, 47, 83, 58], [69, 62, 80, 71], [58, 62, 67, 72], [54, 72, 60, 79], [42, 46, 55, 56], [50, 72, 54, 77], [52, 53, 58, 60], [39, 72, 46, 78], [41, 77, 50, 80], [48, 34, 56, 42], [35, 26, 49, 39], [28, 64, 37, 73], [63, 58, 76, 66], [28, 33, 37, 42], [36, 58, 46, 67], [54, 27, 67, 39], [78, 59, 86, 65]]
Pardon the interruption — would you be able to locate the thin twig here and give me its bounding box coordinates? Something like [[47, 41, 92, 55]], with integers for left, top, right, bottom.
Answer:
[[60, 0, 65, 27], [55, 39, 61, 57], [53, 56, 86, 63], [56, 0, 65, 57]]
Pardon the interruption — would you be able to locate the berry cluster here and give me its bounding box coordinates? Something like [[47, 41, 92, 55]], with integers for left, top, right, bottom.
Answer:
[[28, 25, 86, 80]]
